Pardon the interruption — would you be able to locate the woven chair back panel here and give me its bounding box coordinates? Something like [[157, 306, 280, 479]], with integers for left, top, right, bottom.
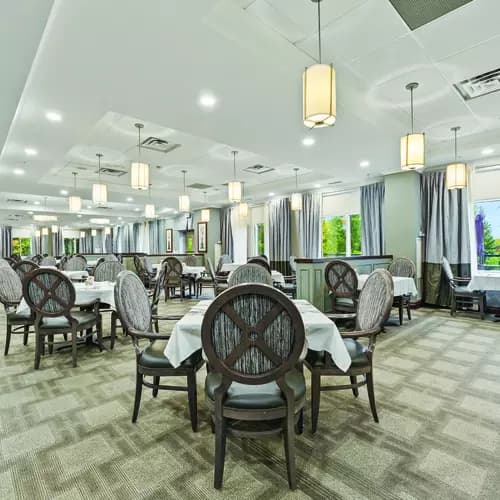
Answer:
[[14, 261, 39, 281], [0, 267, 23, 303], [388, 257, 416, 277], [26, 272, 74, 315], [247, 257, 271, 273], [64, 256, 86, 271], [164, 257, 183, 286], [228, 264, 273, 287], [40, 256, 57, 266], [94, 261, 124, 282], [325, 261, 358, 297], [114, 271, 151, 332]]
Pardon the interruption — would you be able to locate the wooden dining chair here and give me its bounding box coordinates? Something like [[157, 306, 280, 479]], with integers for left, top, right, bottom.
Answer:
[[202, 283, 306, 489], [162, 256, 190, 300], [227, 263, 273, 287], [64, 255, 87, 271], [114, 271, 204, 430], [40, 256, 57, 266], [206, 257, 228, 296], [13, 260, 39, 282], [247, 256, 272, 274], [388, 257, 416, 324], [305, 269, 394, 432], [324, 259, 358, 313]]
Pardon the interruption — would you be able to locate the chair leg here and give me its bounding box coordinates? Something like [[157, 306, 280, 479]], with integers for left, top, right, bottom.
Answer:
[[48, 334, 54, 354], [23, 325, 29, 346], [34, 332, 42, 370], [479, 294, 485, 320], [154, 319, 159, 333], [214, 414, 227, 489], [187, 370, 198, 432], [295, 408, 304, 435], [366, 371, 378, 423], [152, 376, 160, 398], [110, 312, 117, 350], [350, 376, 359, 397], [132, 370, 143, 423], [398, 301, 403, 325], [96, 316, 104, 351], [71, 329, 78, 368], [451, 294, 457, 316], [283, 412, 297, 490], [406, 297, 412, 320], [4, 323, 12, 355], [311, 369, 321, 434]]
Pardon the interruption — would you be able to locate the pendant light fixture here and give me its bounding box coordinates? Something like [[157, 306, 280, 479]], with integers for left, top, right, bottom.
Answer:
[[104, 227, 111, 236], [179, 170, 190, 213], [303, 0, 336, 129], [51, 225, 58, 233], [401, 82, 425, 170], [446, 126, 467, 190], [131, 123, 150, 190], [291, 167, 302, 211], [228, 151, 242, 203], [41, 227, 49, 236], [201, 192, 210, 222], [144, 183, 156, 218], [68, 172, 82, 212], [35, 229, 41, 238], [80, 231, 85, 238], [92, 153, 108, 205], [91, 229, 97, 237], [238, 202, 249, 217]]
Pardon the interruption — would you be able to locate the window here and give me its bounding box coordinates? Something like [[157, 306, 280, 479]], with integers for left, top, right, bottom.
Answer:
[[64, 238, 79, 255], [475, 200, 500, 271], [322, 214, 362, 257], [186, 230, 194, 253], [12, 237, 31, 257], [255, 223, 264, 255]]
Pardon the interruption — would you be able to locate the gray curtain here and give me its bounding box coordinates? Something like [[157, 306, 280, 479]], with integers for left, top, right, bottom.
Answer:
[[269, 198, 291, 274], [361, 182, 385, 255], [0, 226, 12, 257], [51, 227, 64, 256], [80, 231, 92, 254], [220, 208, 233, 260], [299, 192, 321, 258], [31, 233, 40, 256], [132, 223, 141, 253], [421, 171, 471, 306], [157, 219, 167, 254], [113, 226, 121, 253], [104, 230, 112, 253], [120, 224, 134, 253]]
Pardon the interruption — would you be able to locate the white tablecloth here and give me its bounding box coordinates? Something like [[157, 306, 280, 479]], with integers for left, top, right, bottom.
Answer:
[[164, 299, 351, 372], [62, 270, 89, 281], [358, 274, 417, 297], [468, 273, 500, 291], [220, 263, 245, 273], [86, 260, 99, 267], [17, 282, 116, 314], [152, 263, 206, 280]]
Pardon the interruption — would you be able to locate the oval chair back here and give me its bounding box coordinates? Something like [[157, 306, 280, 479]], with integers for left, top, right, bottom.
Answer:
[[201, 283, 305, 385], [0, 258, 13, 268], [185, 255, 196, 266], [40, 256, 57, 266], [0, 266, 23, 306], [206, 257, 216, 280], [114, 271, 152, 334], [228, 263, 273, 287], [64, 255, 87, 271], [10, 254, 22, 263], [356, 269, 394, 332], [13, 260, 39, 282], [103, 254, 118, 262], [94, 261, 124, 282], [247, 256, 271, 273], [324, 259, 358, 298], [23, 269, 76, 319], [217, 254, 232, 272], [163, 256, 183, 287], [388, 257, 416, 278], [32, 254, 43, 265]]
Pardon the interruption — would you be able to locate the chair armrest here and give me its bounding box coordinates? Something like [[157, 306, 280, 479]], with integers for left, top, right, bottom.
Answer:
[[127, 327, 171, 341], [152, 314, 183, 321], [299, 338, 309, 362], [325, 312, 357, 322], [340, 327, 380, 339], [454, 276, 471, 285]]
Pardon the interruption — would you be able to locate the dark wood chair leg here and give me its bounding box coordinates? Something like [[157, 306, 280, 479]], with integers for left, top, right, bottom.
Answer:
[[4, 323, 11, 355], [451, 294, 457, 316], [311, 369, 321, 434], [23, 325, 29, 346], [406, 296, 412, 320], [110, 312, 117, 350], [71, 329, 78, 367], [295, 408, 304, 435], [96, 317, 104, 351], [350, 376, 359, 397], [132, 370, 143, 423], [152, 376, 160, 397], [283, 412, 297, 490], [34, 332, 42, 370], [366, 371, 378, 423], [479, 294, 485, 320], [187, 370, 198, 432], [214, 415, 227, 489], [398, 301, 403, 325], [48, 334, 54, 354]]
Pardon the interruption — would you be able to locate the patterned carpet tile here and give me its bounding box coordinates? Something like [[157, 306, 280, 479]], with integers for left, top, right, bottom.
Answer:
[[0, 299, 499, 499]]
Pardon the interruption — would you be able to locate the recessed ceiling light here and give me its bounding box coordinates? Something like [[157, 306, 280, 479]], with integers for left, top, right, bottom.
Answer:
[[24, 148, 38, 156], [134, 208, 140, 212], [45, 111, 62, 122], [126, 197, 133, 202], [28, 211, 33, 215], [174, 210, 178, 214], [314, 184, 321, 188], [268, 192, 275, 196], [118, 216, 123, 220], [86, 205, 92, 209], [60, 189, 68, 195], [199, 94, 217, 108], [302, 137, 315, 146], [34, 201, 40, 205], [482, 147, 494, 155], [77, 214, 82, 218], [360, 160, 370, 168], [13, 168, 25, 175], [89, 218, 110, 224]]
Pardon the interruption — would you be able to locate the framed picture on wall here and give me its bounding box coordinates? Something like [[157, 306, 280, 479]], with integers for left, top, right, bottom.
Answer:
[[166, 228, 173, 253], [197, 222, 207, 253]]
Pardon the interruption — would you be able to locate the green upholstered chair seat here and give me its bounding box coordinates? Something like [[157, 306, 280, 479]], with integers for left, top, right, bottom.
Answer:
[[306, 339, 368, 369], [40, 311, 97, 330], [205, 370, 306, 410], [7, 310, 32, 322], [139, 341, 201, 369]]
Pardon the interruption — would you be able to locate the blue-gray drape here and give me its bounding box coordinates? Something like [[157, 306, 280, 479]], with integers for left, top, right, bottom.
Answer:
[[31, 233, 40, 256], [0, 226, 12, 257], [220, 208, 233, 260], [51, 227, 64, 255], [147, 219, 168, 254], [299, 192, 321, 258], [361, 182, 385, 256], [269, 198, 291, 274], [421, 170, 471, 306], [104, 230, 112, 253]]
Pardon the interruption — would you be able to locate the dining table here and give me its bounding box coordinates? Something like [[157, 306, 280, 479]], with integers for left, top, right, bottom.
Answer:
[[152, 263, 206, 280], [467, 272, 500, 292], [357, 274, 418, 297], [164, 299, 352, 371], [40, 265, 90, 281]]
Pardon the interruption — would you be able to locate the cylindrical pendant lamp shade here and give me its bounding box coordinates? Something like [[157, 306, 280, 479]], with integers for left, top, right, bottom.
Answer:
[[131, 162, 150, 190], [51, 225, 58, 233], [238, 202, 248, 217], [228, 180, 242, 203], [41, 227, 49, 236], [144, 204, 156, 218], [179, 194, 190, 213], [92, 183, 107, 204], [303, 63, 336, 129], [446, 163, 467, 190], [104, 227, 111, 235], [68, 196, 81, 212], [80, 231, 85, 238], [291, 192, 302, 211], [91, 229, 97, 237], [201, 208, 210, 222], [35, 230, 41, 238], [401, 133, 425, 170]]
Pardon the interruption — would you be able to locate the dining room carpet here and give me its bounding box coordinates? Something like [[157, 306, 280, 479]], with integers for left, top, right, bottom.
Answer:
[[0, 299, 499, 500]]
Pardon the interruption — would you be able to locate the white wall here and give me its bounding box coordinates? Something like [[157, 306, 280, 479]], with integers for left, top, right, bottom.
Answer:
[[322, 189, 360, 217], [231, 207, 248, 263], [470, 169, 500, 201]]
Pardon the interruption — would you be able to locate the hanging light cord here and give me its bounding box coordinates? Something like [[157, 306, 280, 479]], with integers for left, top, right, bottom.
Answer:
[[232, 151, 238, 180], [410, 87, 414, 133], [73, 172, 77, 193], [295, 168, 299, 190], [317, 0, 322, 63], [454, 128, 458, 161], [138, 127, 142, 158]]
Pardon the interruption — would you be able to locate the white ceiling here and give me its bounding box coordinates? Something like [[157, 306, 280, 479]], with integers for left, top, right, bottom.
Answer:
[[1, 0, 500, 228]]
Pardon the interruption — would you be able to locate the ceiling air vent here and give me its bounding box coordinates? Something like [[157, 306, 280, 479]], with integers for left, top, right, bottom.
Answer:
[[328, 181, 342, 186], [98, 167, 127, 177], [243, 164, 275, 174], [141, 137, 181, 154], [389, 0, 472, 30], [454, 68, 500, 101], [187, 183, 212, 190], [6, 199, 28, 204]]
